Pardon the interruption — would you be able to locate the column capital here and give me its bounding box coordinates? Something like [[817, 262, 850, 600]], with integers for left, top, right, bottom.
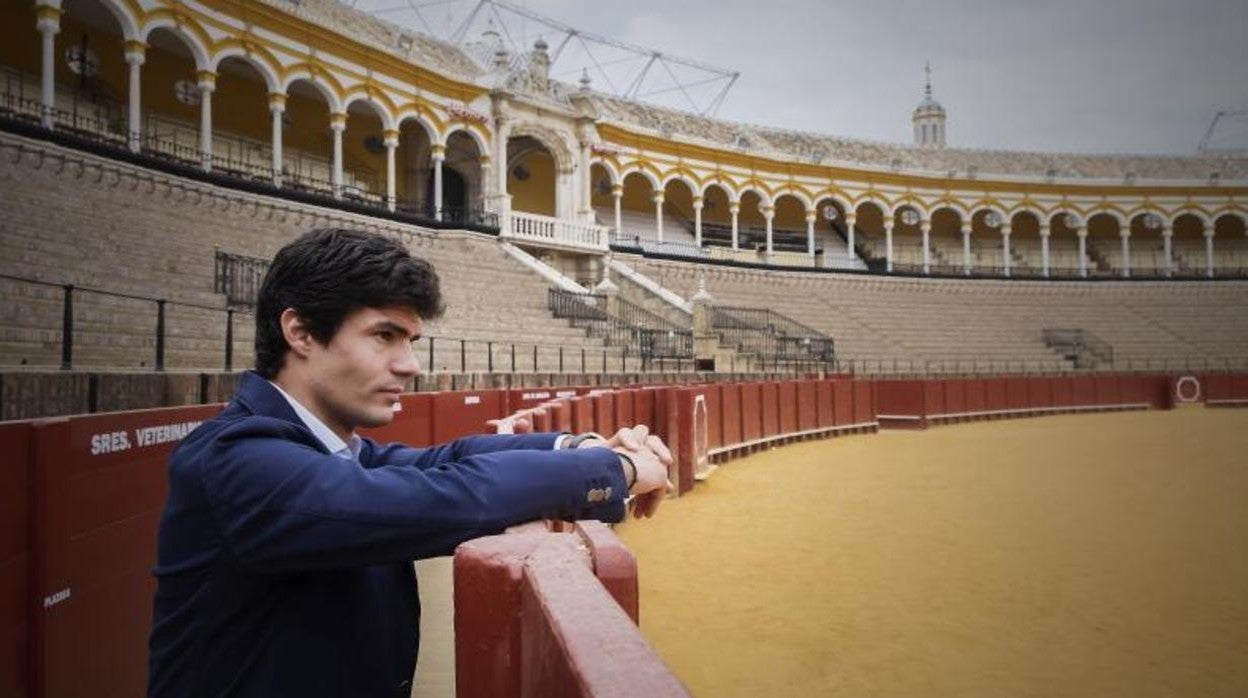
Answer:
[[611, 183, 623, 197], [1000, 224, 1012, 236], [329, 111, 347, 130], [384, 129, 401, 148], [919, 220, 931, 233], [1203, 227, 1215, 239], [762, 205, 775, 220], [1161, 225, 1173, 237], [651, 191, 665, 204], [691, 195, 704, 209], [124, 41, 147, 64], [844, 212, 856, 225], [1119, 227, 1131, 238], [267, 92, 287, 112], [196, 70, 217, 90], [429, 142, 445, 158], [805, 210, 818, 223], [883, 216, 895, 228], [1039, 224, 1051, 237], [728, 201, 740, 214], [961, 224, 972, 235], [35, 5, 62, 32], [1076, 226, 1088, 238]]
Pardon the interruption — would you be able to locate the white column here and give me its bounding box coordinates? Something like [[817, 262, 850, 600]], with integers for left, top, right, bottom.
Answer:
[[477, 156, 492, 216], [764, 206, 775, 257], [884, 219, 895, 272], [693, 196, 704, 247], [612, 184, 623, 237], [1204, 227, 1215, 278], [197, 71, 216, 172], [1039, 225, 1051, 278], [652, 191, 665, 243], [961, 223, 972, 275], [329, 112, 346, 198], [729, 202, 740, 250], [1001, 224, 1012, 277], [1119, 228, 1131, 279], [268, 93, 285, 187], [494, 118, 511, 218], [1162, 225, 1173, 277], [36, 6, 60, 130], [384, 130, 400, 213], [431, 144, 446, 220], [1077, 227, 1088, 278], [124, 42, 145, 152], [920, 220, 931, 274], [805, 210, 817, 262], [578, 142, 592, 219], [845, 213, 857, 259]]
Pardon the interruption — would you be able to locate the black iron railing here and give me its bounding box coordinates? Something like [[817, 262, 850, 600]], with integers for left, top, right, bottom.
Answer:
[[711, 305, 835, 365]]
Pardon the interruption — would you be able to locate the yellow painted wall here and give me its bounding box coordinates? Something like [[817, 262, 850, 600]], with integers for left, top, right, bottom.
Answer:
[[508, 150, 555, 216]]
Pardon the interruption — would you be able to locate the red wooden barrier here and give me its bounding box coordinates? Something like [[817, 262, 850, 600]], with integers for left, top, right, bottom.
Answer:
[[852, 380, 875, 424], [0, 423, 33, 698], [591, 392, 616, 436], [431, 390, 508, 443], [614, 391, 635, 432], [30, 405, 221, 698], [1052, 376, 1074, 409], [1005, 377, 1029, 411], [777, 382, 799, 434], [832, 380, 854, 426], [965, 378, 987, 415], [455, 523, 687, 698], [1204, 374, 1234, 405], [1028, 377, 1052, 410], [1233, 374, 1248, 403], [943, 379, 966, 417], [675, 389, 707, 494], [1118, 375, 1146, 406], [740, 383, 763, 441], [701, 385, 723, 450], [796, 381, 818, 432], [875, 380, 925, 428], [1071, 376, 1096, 407], [760, 383, 780, 437], [720, 384, 743, 446], [359, 393, 433, 446], [569, 397, 595, 434], [815, 381, 835, 428], [1093, 375, 1120, 407], [923, 380, 945, 419], [985, 378, 1008, 412], [632, 389, 655, 433]]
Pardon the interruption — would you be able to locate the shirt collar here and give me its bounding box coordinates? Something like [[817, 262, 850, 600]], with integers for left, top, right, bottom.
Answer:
[[268, 380, 362, 461]]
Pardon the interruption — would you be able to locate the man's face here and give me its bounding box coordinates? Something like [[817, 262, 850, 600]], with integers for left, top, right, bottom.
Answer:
[[301, 305, 422, 437]]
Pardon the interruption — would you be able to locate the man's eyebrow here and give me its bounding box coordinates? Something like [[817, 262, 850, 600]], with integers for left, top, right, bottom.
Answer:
[[372, 320, 419, 340]]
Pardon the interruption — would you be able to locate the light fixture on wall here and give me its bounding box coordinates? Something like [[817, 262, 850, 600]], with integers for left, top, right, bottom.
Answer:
[[174, 80, 201, 106], [363, 135, 385, 154], [512, 164, 531, 181], [65, 42, 99, 77]]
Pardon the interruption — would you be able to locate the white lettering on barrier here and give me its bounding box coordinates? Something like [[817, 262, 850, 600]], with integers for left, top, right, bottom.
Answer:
[[464, 396, 482, 405], [556, 390, 576, 398], [90, 420, 204, 456], [43, 588, 71, 608], [521, 391, 552, 401]]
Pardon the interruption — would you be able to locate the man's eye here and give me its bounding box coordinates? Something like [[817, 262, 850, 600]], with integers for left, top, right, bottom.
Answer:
[[377, 331, 394, 342]]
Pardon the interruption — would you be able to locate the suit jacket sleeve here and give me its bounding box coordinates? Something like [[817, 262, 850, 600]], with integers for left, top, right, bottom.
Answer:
[[365, 432, 562, 470], [197, 417, 626, 573]]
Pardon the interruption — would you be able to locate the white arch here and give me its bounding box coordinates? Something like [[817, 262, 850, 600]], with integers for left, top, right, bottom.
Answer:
[[1171, 209, 1213, 230], [589, 158, 621, 186], [392, 111, 439, 144], [76, 0, 141, 42], [737, 185, 771, 210], [853, 197, 888, 219], [342, 93, 397, 132], [773, 188, 813, 211], [508, 121, 575, 172], [930, 202, 969, 222], [1085, 209, 1128, 229], [1212, 209, 1248, 229], [660, 172, 699, 197], [139, 21, 211, 72], [971, 204, 1010, 227], [443, 125, 489, 155], [812, 193, 853, 217], [619, 166, 661, 193], [1008, 207, 1045, 226], [209, 50, 281, 94], [701, 180, 738, 204], [280, 71, 345, 113]]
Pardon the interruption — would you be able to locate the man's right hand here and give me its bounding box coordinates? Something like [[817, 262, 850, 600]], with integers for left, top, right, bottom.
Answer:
[[609, 425, 675, 519]]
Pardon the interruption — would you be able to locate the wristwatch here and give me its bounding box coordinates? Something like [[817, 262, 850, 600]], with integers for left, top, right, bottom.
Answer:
[[563, 431, 604, 449]]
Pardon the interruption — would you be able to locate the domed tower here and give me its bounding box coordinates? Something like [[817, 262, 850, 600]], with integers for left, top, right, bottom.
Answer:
[[913, 62, 947, 149]]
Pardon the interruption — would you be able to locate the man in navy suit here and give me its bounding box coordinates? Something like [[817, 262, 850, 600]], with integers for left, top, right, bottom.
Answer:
[[148, 228, 673, 697]]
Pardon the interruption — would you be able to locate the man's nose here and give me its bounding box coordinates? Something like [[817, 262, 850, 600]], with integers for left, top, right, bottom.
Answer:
[[393, 346, 420, 377]]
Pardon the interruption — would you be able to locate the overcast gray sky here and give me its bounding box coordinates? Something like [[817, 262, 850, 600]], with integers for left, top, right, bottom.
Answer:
[[366, 0, 1248, 155]]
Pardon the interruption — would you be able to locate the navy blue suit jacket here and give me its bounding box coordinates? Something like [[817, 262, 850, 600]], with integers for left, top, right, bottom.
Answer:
[[148, 372, 627, 697]]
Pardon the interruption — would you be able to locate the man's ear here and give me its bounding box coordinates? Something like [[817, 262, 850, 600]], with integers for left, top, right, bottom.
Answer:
[[279, 308, 316, 360]]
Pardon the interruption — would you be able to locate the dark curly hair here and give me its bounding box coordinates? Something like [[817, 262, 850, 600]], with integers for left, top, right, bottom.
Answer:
[[254, 228, 444, 378]]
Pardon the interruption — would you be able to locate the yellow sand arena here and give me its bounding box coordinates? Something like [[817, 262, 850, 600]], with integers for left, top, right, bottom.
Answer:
[[617, 408, 1248, 697]]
